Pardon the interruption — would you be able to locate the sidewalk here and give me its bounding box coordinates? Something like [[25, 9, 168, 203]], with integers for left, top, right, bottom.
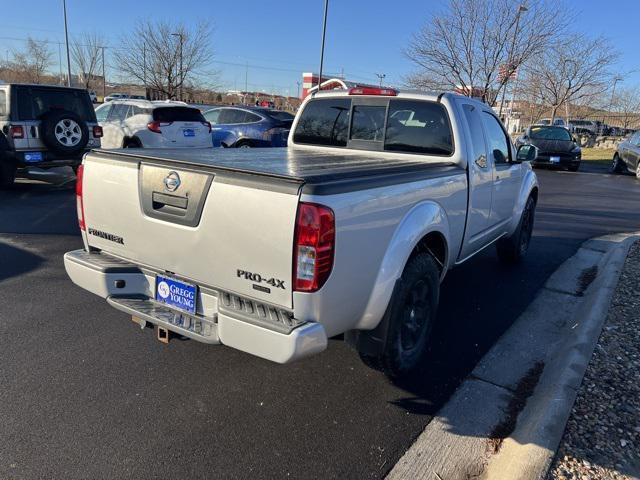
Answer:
[[548, 241, 640, 480]]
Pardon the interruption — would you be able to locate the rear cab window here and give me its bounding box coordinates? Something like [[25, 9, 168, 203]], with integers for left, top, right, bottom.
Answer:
[[293, 97, 453, 156], [153, 107, 205, 123]]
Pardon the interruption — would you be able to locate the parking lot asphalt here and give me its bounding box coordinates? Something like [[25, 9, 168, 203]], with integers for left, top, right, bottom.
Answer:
[[1, 163, 639, 480]]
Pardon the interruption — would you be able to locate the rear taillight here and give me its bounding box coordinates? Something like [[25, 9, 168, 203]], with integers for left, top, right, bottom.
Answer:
[[147, 121, 172, 133], [348, 87, 398, 96], [203, 121, 212, 133], [76, 164, 86, 231], [147, 121, 162, 133], [9, 125, 24, 139], [293, 203, 335, 292], [93, 125, 103, 138]]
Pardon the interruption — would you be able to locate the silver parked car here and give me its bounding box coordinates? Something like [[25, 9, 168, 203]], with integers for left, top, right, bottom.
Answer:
[[611, 131, 640, 179]]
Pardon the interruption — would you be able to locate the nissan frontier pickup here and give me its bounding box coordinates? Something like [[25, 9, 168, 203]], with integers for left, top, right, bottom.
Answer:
[[64, 87, 539, 378]]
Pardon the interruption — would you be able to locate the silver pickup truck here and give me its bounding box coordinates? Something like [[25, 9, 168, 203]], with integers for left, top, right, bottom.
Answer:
[[64, 88, 539, 378]]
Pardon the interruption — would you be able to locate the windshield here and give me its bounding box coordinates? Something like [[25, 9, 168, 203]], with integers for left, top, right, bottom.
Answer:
[[529, 126, 572, 141], [153, 107, 205, 122]]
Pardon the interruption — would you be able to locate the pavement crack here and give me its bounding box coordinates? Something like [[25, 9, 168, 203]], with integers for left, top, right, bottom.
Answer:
[[468, 374, 516, 394], [542, 286, 581, 297]]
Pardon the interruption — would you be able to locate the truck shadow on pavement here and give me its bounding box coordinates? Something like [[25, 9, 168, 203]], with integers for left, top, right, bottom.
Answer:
[[386, 235, 576, 415], [0, 240, 44, 284]]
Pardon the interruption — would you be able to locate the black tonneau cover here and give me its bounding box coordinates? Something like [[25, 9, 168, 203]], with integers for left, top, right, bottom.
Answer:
[[92, 147, 464, 195]]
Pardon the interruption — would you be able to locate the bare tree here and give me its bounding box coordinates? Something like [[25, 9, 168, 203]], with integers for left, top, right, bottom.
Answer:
[[71, 32, 104, 90], [10, 38, 53, 83], [113, 20, 215, 99], [405, 0, 567, 104], [523, 34, 618, 122], [611, 86, 640, 130]]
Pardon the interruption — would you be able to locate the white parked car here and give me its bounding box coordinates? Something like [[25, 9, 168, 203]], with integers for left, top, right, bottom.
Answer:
[[103, 93, 128, 102], [95, 100, 212, 149]]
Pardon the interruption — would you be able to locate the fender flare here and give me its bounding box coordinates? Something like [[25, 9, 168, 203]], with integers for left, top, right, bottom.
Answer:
[[507, 168, 539, 235], [353, 200, 451, 331]]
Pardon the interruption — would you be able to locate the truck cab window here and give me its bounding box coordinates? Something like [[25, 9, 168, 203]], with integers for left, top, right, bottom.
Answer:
[[482, 112, 510, 164], [293, 98, 350, 147]]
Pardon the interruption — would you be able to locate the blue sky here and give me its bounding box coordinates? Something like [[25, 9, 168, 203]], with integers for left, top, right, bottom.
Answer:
[[1, 0, 638, 96]]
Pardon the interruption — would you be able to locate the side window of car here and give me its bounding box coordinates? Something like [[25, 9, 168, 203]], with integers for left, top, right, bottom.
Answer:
[[108, 104, 128, 121], [204, 109, 221, 125], [95, 104, 112, 122], [244, 112, 262, 123], [631, 132, 640, 146], [463, 104, 488, 168], [481, 112, 511, 165], [217, 109, 238, 124]]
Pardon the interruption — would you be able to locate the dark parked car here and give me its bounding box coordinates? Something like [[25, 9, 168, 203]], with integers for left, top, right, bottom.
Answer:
[[0, 83, 102, 187], [203, 106, 294, 148], [611, 131, 640, 179], [516, 125, 581, 172]]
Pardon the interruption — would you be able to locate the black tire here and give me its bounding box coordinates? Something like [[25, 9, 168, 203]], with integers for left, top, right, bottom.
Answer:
[[124, 138, 142, 148], [235, 140, 253, 148], [496, 195, 536, 264], [610, 154, 624, 174], [568, 164, 580, 172], [40, 109, 89, 156], [0, 160, 17, 189], [359, 253, 440, 379]]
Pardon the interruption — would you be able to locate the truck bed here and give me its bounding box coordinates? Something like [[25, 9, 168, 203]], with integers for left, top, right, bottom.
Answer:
[[91, 147, 463, 195]]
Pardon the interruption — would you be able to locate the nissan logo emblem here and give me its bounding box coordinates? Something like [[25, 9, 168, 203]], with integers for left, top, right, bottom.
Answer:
[[164, 171, 181, 192]]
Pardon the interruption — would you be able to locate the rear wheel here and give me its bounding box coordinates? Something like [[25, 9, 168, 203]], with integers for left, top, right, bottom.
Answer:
[[496, 195, 536, 264], [359, 253, 440, 379], [610, 154, 624, 174], [568, 163, 580, 172], [236, 140, 253, 148]]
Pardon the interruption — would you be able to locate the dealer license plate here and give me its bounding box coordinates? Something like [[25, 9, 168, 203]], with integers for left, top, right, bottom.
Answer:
[[183, 129, 195, 137], [155, 275, 197, 314], [550, 156, 560, 163], [24, 152, 43, 163]]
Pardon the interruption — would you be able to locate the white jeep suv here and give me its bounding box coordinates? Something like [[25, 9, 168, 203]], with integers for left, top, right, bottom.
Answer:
[[95, 100, 212, 149]]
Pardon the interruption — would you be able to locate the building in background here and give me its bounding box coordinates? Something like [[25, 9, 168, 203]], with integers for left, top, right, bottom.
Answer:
[[301, 72, 380, 99]]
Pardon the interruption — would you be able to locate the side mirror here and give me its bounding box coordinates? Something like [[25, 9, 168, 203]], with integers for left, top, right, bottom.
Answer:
[[516, 144, 537, 162]]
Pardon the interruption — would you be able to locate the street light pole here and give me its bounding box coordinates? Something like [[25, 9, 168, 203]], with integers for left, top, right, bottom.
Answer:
[[376, 73, 386, 87], [62, 0, 72, 87], [317, 0, 329, 92], [498, 4, 527, 121], [101, 46, 106, 101]]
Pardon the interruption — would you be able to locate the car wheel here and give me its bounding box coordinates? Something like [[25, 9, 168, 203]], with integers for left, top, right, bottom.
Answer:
[[610, 154, 624, 174], [568, 164, 580, 172], [359, 253, 440, 380], [237, 142, 252, 148], [0, 160, 17, 189], [636, 163, 640, 180], [496, 195, 536, 264]]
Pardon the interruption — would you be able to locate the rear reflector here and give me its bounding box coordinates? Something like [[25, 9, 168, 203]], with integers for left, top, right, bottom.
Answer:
[[293, 203, 335, 292], [348, 87, 398, 96], [9, 125, 24, 139], [93, 125, 103, 138], [76, 164, 86, 231]]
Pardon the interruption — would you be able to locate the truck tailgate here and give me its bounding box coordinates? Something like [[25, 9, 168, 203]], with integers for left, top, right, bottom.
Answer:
[[81, 151, 300, 308]]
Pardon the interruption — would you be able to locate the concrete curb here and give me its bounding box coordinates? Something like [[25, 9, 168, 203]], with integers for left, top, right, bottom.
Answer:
[[480, 233, 639, 480], [387, 232, 639, 480]]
